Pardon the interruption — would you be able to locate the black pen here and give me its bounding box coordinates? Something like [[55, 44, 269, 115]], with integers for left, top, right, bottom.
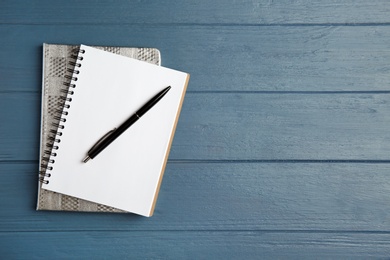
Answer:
[[83, 86, 171, 163]]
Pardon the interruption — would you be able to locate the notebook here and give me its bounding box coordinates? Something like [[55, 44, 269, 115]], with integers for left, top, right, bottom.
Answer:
[[38, 44, 162, 213], [39, 44, 189, 216]]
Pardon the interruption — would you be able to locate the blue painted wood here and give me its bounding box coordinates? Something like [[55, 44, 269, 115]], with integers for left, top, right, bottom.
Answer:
[[2, 25, 390, 92], [1, 162, 390, 232], [2, 0, 390, 258], [1, 92, 390, 161], [1, 0, 390, 24], [2, 231, 390, 258]]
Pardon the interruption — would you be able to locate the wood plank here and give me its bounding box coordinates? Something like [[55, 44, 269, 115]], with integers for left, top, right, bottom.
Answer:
[[1, 0, 390, 25], [2, 231, 390, 258], [2, 162, 390, 231], [1, 25, 390, 92], [1, 92, 389, 161]]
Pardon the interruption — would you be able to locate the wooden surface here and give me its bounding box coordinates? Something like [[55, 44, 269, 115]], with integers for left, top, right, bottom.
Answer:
[[1, 1, 390, 258]]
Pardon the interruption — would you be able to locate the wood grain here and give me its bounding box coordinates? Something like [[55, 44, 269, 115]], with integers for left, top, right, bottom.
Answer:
[[1, 92, 389, 161], [1, 0, 390, 25], [2, 25, 390, 92], [2, 231, 390, 258], [1, 162, 390, 232]]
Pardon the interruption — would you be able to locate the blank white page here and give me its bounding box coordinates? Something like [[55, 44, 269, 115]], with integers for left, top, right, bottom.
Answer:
[[42, 44, 189, 216]]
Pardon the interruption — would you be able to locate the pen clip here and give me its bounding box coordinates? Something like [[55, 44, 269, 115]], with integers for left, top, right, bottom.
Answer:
[[88, 128, 116, 154]]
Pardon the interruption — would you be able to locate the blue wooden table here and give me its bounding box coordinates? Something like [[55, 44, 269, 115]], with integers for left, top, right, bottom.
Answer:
[[2, 1, 390, 258]]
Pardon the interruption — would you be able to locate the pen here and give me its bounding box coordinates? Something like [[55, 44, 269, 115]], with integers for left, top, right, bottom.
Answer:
[[83, 86, 171, 163]]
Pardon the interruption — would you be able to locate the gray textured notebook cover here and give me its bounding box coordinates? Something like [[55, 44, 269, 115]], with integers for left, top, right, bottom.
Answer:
[[37, 44, 161, 212]]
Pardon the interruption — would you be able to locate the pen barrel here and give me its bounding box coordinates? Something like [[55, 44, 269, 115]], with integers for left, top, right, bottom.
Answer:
[[137, 86, 171, 117], [89, 114, 139, 159]]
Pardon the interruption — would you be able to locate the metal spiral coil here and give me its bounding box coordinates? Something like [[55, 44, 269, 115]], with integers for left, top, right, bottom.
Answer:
[[39, 47, 85, 184]]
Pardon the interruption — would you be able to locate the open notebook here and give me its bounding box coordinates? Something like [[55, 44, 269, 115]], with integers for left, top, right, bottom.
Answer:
[[39, 44, 189, 216]]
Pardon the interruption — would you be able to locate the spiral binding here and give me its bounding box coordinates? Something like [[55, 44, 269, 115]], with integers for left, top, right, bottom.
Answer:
[[39, 47, 85, 184]]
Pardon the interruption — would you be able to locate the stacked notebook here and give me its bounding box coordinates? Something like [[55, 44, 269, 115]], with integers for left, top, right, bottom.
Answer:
[[37, 44, 189, 216]]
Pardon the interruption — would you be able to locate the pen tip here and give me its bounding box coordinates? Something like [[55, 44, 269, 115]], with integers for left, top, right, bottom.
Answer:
[[83, 156, 91, 163]]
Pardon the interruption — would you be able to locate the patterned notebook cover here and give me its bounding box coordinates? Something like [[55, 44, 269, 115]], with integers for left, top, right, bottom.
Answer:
[[37, 44, 161, 212]]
